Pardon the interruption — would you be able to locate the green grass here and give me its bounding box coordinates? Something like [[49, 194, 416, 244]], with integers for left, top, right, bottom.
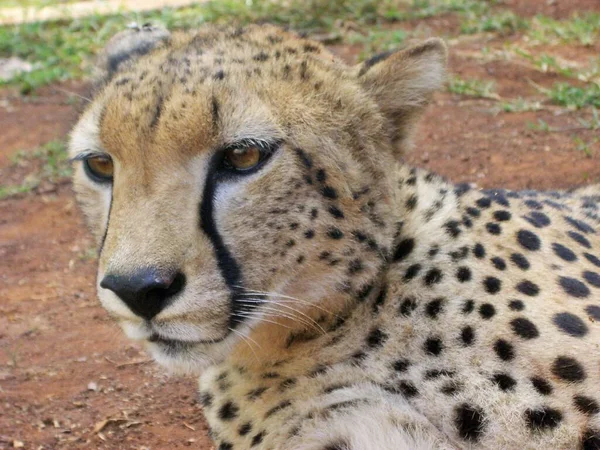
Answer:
[[0, 0, 497, 93], [461, 10, 528, 35], [447, 76, 498, 99], [0, 0, 77, 7], [544, 82, 600, 109], [0, 140, 70, 199], [350, 28, 409, 60], [529, 13, 600, 46], [498, 97, 543, 113]]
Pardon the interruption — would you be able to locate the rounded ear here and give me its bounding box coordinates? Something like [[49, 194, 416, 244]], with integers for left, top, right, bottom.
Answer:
[[355, 38, 448, 156], [95, 23, 171, 86]]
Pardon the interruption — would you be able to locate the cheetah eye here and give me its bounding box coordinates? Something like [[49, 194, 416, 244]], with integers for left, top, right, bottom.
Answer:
[[218, 140, 280, 175], [223, 146, 262, 171], [83, 155, 114, 183]]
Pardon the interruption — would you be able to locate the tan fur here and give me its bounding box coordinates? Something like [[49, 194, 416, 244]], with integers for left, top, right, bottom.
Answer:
[[71, 24, 600, 450]]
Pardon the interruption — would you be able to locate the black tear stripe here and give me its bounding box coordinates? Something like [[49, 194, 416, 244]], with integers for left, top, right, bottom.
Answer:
[[98, 190, 113, 257], [199, 155, 250, 328]]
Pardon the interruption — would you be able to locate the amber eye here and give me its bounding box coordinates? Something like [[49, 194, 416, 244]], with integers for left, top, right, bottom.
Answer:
[[84, 156, 114, 182], [223, 146, 262, 171]]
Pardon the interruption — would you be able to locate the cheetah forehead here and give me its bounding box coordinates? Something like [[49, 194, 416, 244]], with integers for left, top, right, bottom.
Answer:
[[74, 24, 357, 164]]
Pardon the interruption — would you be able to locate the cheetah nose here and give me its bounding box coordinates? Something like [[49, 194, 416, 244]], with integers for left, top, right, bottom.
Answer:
[[100, 269, 186, 320]]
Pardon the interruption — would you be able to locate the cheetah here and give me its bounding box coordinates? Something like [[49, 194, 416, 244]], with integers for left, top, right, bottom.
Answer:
[[69, 23, 600, 450]]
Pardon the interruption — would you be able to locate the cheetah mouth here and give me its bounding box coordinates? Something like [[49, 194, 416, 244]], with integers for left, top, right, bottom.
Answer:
[[147, 332, 229, 348]]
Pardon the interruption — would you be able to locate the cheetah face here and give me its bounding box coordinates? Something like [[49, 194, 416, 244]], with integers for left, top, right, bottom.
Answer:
[[70, 24, 446, 373]]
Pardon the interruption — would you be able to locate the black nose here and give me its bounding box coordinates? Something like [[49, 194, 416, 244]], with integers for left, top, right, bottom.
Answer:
[[100, 269, 185, 320]]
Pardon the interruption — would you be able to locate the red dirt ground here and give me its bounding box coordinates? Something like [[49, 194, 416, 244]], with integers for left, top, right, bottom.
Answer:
[[1, 3, 600, 449]]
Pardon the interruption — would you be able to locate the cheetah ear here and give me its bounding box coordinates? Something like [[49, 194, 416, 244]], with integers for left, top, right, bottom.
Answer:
[[356, 38, 447, 154], [95, 23, 171, 86]]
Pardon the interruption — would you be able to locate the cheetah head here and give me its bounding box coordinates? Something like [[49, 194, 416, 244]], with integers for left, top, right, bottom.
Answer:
[[70, 24, 447, 373]]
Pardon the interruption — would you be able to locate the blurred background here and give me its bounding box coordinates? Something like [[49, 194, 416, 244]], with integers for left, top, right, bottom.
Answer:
[[1, 0, 599, 448]]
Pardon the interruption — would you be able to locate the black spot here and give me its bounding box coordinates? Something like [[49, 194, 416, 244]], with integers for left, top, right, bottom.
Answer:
[[441, 381, 462, 395], [399, 297, 418, 316], [493, 339, 515, 361], [525, 199, 543, 209], [553, 312, 588, 337], [347, 259, 364, 275], [304, 229, 315, 239], [327, 228, 344, 240], [397, 381, 419, 398], [574, 396, 600, 416], [568, 231, 591, 248], [211, 96, 220, 128], [393, 238, 415, 262], [218, 401, 239, 420], [587, 305, 600, 320], [328, 205, 344, 219], [559, 276, 591, 298], [584, 253, 600, 267], [219, 442, 233, 450], [454, 403, 486, 442], [462, 299, 475, 314], [460, 326, 475, 346], [493, 210, 511, 221], [516, 280, 540, 296], [466, 207, 481, 217], [491, 257, 506, 270], [264, 400, 292, 418], [199, 391, 213, 407], [457, 267, 472, 282], [476, 197, 491, 208], [531, 377, 553, 395], [366, 328, 388, 348], [424, 337, 443, 356], [484, 277, 502, 294], [523, 211, 551, 228], [247, 386, 268, 400], [321, 186, 338, 199], [238, 422, 252, 436], [552, 356, 586, 382], [426, 298, 445, 319], [251, 431, 265, 446], [510, 318, 540, 341], [323, 441, 351, 450], [392, 359, 411, 372], [294, 148, 312, 169], [479, 303, 496, 319], [403, 264, 422, 281], [552, 243, 577, 262], [517, 229, 541, 251], [424, 268, 443, 286], [565, 216, 595, 234], [372, 286, 387, 313], [279, 378, 297, 391], [445, 220, 462, 238], [474, 243, 486, 259], [486, 222, 501, 235], [406, 194, 418, 210], [213, 70, 225, 80], [583, 271, 600, 287], [491, 373, 517, 391], [525, 407, 563, 431], [357, 283, 373, 302], [253, 51, 269, 61], [425, 369, 455, 379], [581, 429, 600, 450], [510, 253, 530, 270], [310, 208, 318, 219], [509, 299, 525, 311]]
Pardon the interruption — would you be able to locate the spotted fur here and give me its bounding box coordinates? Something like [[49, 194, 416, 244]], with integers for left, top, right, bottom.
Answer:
[[71, 24, 600, 450]]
